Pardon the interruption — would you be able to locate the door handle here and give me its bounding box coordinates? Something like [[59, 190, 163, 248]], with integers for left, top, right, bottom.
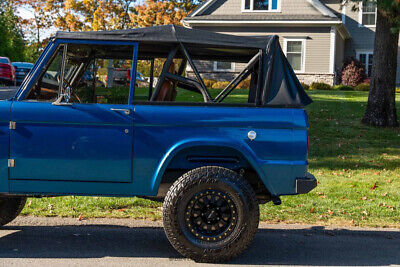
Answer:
[[110, 108, 132, 115]]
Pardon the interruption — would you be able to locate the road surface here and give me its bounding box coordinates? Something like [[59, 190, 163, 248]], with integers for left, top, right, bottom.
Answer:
[[0, 217, 399, 266], [0, 86, 18, 99]]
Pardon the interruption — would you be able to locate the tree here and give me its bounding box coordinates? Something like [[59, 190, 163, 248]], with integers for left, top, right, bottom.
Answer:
[[14, 0, 54, 53], [130, 0, 198, 27], [347, 0, 400, 127], [43, 0, 136, 31], [0, 1, 26, 61]]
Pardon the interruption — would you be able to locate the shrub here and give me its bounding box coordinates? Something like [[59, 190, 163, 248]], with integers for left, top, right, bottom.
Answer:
[[333, 85, 354, 91], [203, 79, 217, 88], [355, 83, 370, 91], [237, 78, 251, 89], [301, 82, 310, 90], [310, 82, 332, 91], [396, 87, 400, 93], [211, 81, 230, 89], [340, 58, 366, 87]]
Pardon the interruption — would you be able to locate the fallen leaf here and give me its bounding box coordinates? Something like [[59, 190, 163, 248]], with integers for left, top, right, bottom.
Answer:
[[78, 214, 84, 221], [310, 208, 315, 213], [361, 196, 368, 200], [370, 182, 378, 191], [26, 200, 32, 208], [382, 192, 388, 197], [327, 210, 333, 215]]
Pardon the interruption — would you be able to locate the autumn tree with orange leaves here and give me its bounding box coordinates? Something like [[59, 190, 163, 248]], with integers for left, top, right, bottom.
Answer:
[[131, 0, 198, 27]]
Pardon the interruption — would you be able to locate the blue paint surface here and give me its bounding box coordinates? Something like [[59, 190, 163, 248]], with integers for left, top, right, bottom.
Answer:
[[0, 38, 311, 197]]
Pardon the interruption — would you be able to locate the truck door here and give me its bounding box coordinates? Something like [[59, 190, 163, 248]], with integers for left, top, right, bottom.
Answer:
[[9, 40, 138, 186]]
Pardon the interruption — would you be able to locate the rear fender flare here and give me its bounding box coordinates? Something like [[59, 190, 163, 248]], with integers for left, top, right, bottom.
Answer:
[[150, 138, 276, 195]]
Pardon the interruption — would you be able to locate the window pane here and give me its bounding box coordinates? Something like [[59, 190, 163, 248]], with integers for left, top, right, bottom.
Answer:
[[368, 54, 373, 76], [359, 54, 367, 65], [272, 0, 278, 9], [364, 1, 376, 12], [287, 41, 302, 53], [26, 47, 63, 102], [216, 61, 233, 70], [244, 0, 250, 9], [287, 53, 302, 71], [253, 0, 269, 10], [363, 14, 375, 25]]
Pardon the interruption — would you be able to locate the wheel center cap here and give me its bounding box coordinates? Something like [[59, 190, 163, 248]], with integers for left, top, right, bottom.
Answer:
[[206, 209, 217, 221]]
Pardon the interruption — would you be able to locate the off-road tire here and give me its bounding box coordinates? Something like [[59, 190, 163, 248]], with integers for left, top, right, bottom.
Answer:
[[163, 166, 259, 263], [0, 197, 27, 226]]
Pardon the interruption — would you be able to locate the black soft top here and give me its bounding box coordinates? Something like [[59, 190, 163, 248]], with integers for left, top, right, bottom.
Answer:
[[55, 25, 312, 107]]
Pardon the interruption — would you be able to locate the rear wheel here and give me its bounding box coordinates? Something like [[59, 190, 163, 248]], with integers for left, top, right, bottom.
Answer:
[[163, 166, 259, 263], [0, 197, 27, 226]]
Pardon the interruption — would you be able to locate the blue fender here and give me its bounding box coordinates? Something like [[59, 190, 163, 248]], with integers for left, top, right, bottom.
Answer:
[[150, 138, 276, 195]]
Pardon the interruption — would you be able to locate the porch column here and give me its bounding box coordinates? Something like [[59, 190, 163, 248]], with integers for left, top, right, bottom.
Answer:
[[329, 26, 337, 75]]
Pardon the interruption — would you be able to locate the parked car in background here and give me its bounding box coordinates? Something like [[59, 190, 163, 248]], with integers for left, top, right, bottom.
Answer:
[[12, 62, 34, 85], [80, 70, 105, 88], [107, 69, 148, 87], [0, 57, 16, 86]]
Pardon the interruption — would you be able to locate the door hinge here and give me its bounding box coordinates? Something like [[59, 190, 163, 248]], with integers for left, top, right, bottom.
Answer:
[[9, 121, 16, 130], [8, 159, 15, 168]]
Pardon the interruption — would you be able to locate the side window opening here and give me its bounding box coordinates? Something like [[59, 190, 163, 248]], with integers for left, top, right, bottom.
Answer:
[[25, 43, 136, 105], [134, 45, 261, 106]]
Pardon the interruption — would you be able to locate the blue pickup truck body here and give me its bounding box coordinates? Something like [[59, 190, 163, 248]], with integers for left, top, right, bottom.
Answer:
[[0, 31, 315, 201]]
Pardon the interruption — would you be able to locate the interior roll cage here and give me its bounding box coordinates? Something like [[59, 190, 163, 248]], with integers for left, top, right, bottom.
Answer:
[[148, 42, 262, 104]]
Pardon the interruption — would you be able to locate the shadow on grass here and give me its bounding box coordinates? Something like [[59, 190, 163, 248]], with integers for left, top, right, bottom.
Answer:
[[0, 224, 399, 265], [305, 95, 400, 171]]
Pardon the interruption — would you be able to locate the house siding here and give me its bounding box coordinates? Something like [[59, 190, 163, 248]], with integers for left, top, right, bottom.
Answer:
[[205, 0, 322, 16], [340, 1, 400, 84], [190, 25, 334, 84]]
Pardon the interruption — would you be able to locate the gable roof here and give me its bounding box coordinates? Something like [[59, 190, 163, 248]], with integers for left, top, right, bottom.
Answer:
[[183, 0, 341, 25]]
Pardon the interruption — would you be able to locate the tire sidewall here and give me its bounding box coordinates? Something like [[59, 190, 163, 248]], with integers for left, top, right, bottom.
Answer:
[[163, 167, 259, 262], [176, 179, 247, 251]]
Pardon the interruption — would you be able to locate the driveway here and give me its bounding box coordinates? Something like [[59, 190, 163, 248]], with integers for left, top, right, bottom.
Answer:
[[0, 217, 399, 266], [0, 86, 18, 99]]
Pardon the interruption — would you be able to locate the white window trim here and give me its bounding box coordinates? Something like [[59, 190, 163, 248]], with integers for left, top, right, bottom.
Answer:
[[213, 61, 235, 72], [358, 1, 377, 28], [341, 1, 346, 24], [283, 38, 306, 73], [356, 50, 373, 77], [242, 0, 281, 12]]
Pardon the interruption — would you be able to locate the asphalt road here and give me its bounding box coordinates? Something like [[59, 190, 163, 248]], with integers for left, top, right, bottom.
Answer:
[[0, 217, 399, 267], [0, 86, 18, 99]]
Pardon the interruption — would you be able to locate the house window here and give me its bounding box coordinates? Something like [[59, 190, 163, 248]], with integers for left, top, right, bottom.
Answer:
[[360, 0, 377, 26], [284, 39, 305, 73], [357, 51, 373, 77], [213, 61, 235, 71], [243, 0, 280, 12]]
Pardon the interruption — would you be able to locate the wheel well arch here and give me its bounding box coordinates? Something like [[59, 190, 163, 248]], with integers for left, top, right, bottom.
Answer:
[[154, 143, 271, 202]]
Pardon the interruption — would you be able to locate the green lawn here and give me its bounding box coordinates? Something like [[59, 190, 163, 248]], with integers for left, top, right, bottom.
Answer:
[[21, 90, 400, 228]]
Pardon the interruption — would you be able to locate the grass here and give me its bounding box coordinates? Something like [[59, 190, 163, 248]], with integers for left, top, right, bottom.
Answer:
[[20, 89, 400, 228]]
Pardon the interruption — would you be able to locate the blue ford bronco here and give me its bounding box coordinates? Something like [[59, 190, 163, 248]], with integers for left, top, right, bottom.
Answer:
[[0, 25, 316, 262]]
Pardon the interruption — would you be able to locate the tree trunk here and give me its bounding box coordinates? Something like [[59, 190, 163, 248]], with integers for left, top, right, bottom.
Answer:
[[362, 9, 399, 127]]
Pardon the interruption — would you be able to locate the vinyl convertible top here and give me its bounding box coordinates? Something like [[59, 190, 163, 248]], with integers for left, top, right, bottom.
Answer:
[[55, 25, 312, 107]]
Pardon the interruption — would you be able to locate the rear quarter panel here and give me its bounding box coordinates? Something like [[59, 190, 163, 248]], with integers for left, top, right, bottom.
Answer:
[[132, 104, 308, 196]]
